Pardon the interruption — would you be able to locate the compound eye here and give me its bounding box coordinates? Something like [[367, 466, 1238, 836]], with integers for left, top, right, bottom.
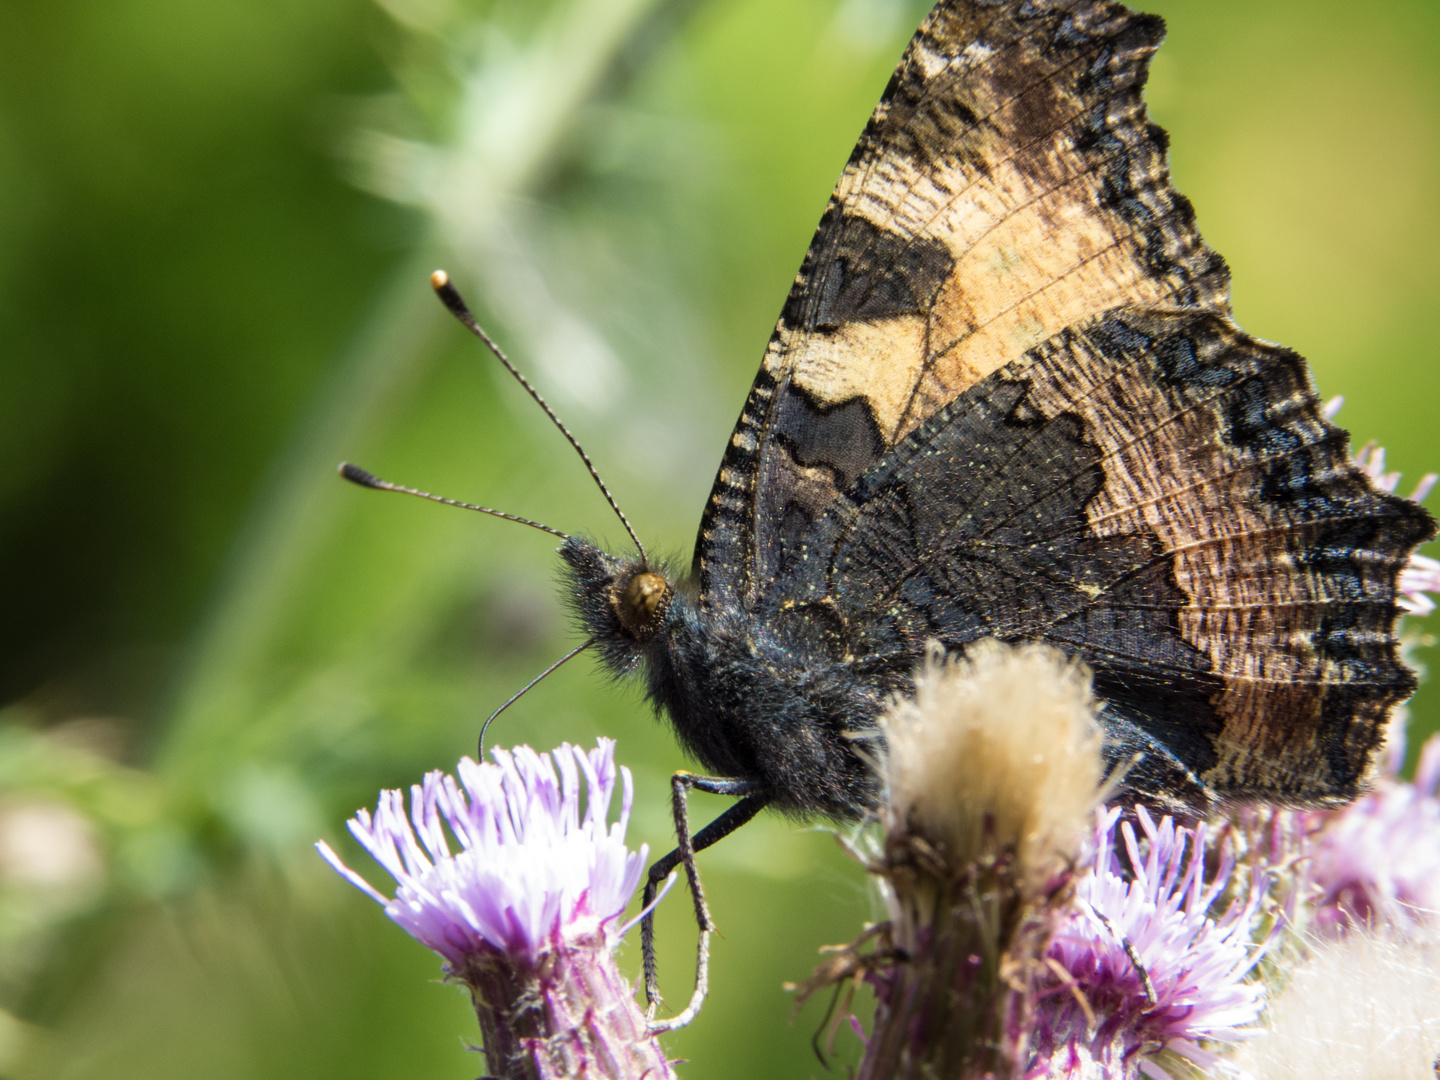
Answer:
[[624, 572, 668, 620], [617, 571, 672, 640]]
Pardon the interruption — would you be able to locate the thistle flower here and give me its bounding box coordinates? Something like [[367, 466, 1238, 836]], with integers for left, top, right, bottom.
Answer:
[[1308, 421, 1440, 926], [1352, 442, 1440, 614], [1031, 808, 1268, 1079], [317, 740, 673, 1080], [881, 640, 1105, 884], [1228, 709, 1440, 1077], [1305, 732, 1440, 935], [1399, 553, 1440, 616], [849, 641, 1107, 1080]]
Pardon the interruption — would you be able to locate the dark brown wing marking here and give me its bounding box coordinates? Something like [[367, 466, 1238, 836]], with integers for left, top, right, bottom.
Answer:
[[695, 0, 1229, 609]]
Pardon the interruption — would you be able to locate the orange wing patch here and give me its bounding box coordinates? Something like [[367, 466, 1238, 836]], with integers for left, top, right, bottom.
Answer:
[[788, 316, 930, 441]]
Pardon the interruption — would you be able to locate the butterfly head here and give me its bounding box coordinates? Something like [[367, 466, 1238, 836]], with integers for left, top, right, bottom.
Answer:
[[559, 536, 680, 668]]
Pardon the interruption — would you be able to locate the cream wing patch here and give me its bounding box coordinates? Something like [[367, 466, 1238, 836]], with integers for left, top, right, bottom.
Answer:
[[787, 316, 929, 443]]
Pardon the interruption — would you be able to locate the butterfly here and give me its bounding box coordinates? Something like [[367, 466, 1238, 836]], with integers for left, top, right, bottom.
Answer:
[[345, 0, 1435, 1030]]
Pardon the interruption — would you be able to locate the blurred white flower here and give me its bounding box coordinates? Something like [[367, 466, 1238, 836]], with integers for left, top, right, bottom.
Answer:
[[0, 799, 104, 897]]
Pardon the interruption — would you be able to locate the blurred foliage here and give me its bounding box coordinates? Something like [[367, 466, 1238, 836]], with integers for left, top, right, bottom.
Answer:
[[0, 0, 1437, 1077]]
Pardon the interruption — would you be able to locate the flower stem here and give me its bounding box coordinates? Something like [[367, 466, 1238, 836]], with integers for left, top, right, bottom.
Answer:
[[458, 929, 672, 1080]]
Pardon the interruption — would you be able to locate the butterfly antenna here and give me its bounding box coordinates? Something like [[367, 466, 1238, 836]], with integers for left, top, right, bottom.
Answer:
[[429, 270, 648, 565], [338, 462, 570, 539], [477, 638, 597, 759]]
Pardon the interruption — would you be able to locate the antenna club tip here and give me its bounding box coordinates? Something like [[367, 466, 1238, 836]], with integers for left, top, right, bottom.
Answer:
[[338, 461, 382, 488], [430, 271, 472, 320]]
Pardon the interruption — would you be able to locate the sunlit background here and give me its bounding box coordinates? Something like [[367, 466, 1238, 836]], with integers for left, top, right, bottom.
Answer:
[[1, 0, 1437, 1076]]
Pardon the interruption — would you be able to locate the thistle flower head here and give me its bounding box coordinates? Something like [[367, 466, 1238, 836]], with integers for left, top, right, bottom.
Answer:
[[317, 739, 647, 966], [1352, 440, 1438, 505], [1034, 807, 1268, 1078], [1306, 732, 1440, 935], [1399, 554, 1440, 616], [841, 641, 1107, 1080]]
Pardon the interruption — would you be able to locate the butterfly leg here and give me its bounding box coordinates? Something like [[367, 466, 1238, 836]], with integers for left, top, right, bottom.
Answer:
[[642, 773, 768, 1031]]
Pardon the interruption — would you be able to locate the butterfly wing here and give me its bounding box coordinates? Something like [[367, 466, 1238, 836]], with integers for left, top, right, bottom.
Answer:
[[696, 0, 1228, 608], [694, 0, 1435, 805]]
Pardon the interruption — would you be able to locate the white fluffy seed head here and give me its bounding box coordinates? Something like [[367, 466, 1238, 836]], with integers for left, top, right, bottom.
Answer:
[[1232, 930, 1440, 1079], [880, 639, 1105, 880]]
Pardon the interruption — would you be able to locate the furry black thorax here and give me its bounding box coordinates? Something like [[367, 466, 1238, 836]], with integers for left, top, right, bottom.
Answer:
[[559, 535, 884, 820]]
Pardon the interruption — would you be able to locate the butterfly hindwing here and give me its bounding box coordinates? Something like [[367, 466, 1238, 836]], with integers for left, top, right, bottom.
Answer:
[[767, 308, 1432, 804]]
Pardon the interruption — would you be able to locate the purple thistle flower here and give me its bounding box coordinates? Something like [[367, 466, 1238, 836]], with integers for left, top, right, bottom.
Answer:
[[318, 740, 671, 1080], [1032, 807, 1267, 1079], [1306, 732, 1440, 935], [317, 739, 647, 964], [1352, 440, 1438, 506]]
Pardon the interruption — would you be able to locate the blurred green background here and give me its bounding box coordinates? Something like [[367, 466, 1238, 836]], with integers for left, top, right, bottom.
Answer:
[[0, 0, 1436, 1076]]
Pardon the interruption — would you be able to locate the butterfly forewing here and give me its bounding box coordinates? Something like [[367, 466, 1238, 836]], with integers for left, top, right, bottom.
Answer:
[[696, 0, 1230, 609]]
